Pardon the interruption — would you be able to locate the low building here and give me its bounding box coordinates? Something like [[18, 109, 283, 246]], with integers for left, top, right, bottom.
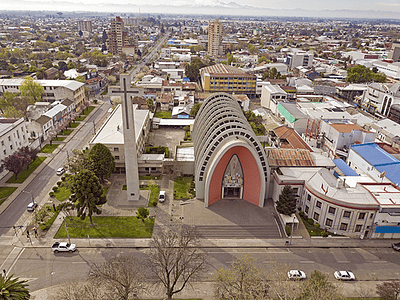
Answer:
[[89, 104, 151, 173], [0, 118, 29, 161], [260, 84, 288, 114], [0, 79, 85, 110]]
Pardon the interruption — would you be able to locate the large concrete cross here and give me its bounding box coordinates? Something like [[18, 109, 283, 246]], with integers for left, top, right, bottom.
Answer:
[[113, 73, 141, 201]]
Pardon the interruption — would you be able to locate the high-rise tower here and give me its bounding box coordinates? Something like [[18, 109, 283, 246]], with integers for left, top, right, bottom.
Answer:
[[207, 19, 223, 57], [107, 16, 127, 55]]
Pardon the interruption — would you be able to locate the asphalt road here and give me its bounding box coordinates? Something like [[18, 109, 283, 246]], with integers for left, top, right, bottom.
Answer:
[[10, 246, 400, 293], [0, 101, 111, 236]]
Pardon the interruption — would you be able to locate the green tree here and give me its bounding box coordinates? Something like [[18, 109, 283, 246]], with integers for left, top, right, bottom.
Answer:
[[146, 98, 154, 111], [135, 206, 149, 221], [214, 255, 269, 300], [70, 169, 106, 226], [88, 143, 115, 183], [190, 102, 202, 117], [20, 77, 44, 103], [299, 270, 343, 300], [276, 185, 297, 216], [0, 273, 30, 300], [376, 281, 400, 300], [346, 65, 386, 83], [226, 52, 235, 65], [184, 57, 206, 82]]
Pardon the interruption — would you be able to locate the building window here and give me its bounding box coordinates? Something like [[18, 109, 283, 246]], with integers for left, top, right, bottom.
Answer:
[[1, 141, 3, 146], [3, 150, 5, 155], [114, 147, 119, 152], [326, 218, 333, 227], [292, 188, 298, 194], [343, 211, 351, 218], [8, 136, 10, 141], [340, 223, 348, 231], [307, 194, 311, 201], [328, 207, 336, 215], [370, 213, 374, 219], [314, 212, 319, 221], [114, 156, 120, 160], [358, 212, 366, 220], [305, 205, 309, 214], [355, 225, 362, 232], [316, 201, 322, 208]]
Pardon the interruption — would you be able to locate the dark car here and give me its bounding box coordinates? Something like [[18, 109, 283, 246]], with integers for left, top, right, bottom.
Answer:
[[392, 242, 400, 251]]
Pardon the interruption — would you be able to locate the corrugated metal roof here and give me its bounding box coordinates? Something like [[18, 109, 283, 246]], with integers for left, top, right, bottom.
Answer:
[[273, 126, 313, 151], [266, 148, 315, 167], [333, 159, 359, 176]]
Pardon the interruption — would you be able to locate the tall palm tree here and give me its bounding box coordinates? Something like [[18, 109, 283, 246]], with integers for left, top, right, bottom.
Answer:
[[0, 274, 30, 300]]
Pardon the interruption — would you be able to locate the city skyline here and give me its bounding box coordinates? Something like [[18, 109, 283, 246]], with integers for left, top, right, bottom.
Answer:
[[3, 0, 400, 20]]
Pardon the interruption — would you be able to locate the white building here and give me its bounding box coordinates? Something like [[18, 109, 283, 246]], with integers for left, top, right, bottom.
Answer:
[[361, 82, 400, 117], [260, 84, 287, 114], [0, 118, 29, 161], [0, 79, 85, 109], [285, 48, 314, 69]]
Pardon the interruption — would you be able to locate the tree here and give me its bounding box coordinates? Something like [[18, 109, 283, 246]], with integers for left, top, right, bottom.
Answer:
[[18, 146, 38, 169], [69, 169, 106, 226], [346, 65, 386, 83], [136, 206, 149, 221], [87, 143, 115, 183], [1, 153, 31, 180], [89, 256, 143, 300], [299, 270, 343, 300], [184, 57, 206, 82], [146, 98, 154, 111], [377, 281, 400, 300], [0, 91, 35, 120], [147, 225, 207, 300], [53, 279, 103, 300], [20, 77, 44, 103], [276, 185, 297, 216], [190, 103, 202, 117], [0, 273, 30, 300], [214, 256, 269, 300]]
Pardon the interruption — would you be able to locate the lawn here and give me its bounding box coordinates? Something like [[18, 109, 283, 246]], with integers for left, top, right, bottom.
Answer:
[[75, 115, 86, 121], [6, 157, 46, 184], [145, 146, 169, 158], [68, 122, 80, 128], [0, 187, 18, 206], [140, 184, 160, 207], [173, 176, 195, 200], [40, 144, 59, 153], [154, 111, 172, 119], [59, 129, 73, 135], [54, 186, 71, 202], [55, 216, 155, 238], [52, 136, 66, 141], [83, 106, 95, 116]]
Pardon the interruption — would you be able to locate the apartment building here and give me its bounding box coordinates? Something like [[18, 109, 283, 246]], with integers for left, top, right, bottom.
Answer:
[[107, 16, 127, 55], [207, 19, 223, 57], [77, 20, 93, 33], [0, 118, 29, 161]]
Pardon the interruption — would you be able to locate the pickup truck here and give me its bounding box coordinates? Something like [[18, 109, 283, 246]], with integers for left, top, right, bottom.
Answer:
[[51, 242, 77, 253]]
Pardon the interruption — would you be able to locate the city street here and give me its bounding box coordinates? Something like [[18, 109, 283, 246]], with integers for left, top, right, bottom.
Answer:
[[8, 246, 400, 297], [0, 100, 111, 237]]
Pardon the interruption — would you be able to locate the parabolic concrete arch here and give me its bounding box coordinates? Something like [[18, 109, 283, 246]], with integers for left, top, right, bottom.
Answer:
[[193, 93, 270, 207]]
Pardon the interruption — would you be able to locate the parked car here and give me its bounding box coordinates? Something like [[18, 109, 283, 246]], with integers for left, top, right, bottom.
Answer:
[[56, 167, 65, 176], [392, 242, 400, 251], [334, 271, 355, 280], [158, 190, 166, 203], [27, 202, 38, 212], [51, 242, 76, 253], [288, 270, 306, 280]]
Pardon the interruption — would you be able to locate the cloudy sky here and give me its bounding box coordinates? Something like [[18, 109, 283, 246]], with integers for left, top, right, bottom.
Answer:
[[3, 0, 400, 18]]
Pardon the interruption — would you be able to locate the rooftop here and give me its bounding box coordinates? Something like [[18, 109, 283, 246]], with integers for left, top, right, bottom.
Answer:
[[200, 64, 254, 77], [273, 125, 312, 151], [266, 148, 315, 167]]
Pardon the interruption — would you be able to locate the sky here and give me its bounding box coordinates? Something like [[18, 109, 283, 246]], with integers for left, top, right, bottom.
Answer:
[[3, 0, 400, 19]]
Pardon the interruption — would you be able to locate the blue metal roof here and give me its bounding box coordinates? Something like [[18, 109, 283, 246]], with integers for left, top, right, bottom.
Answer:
[[375, 226, 400, 233], [333, 159, 359, 176], [351, 143, 400, 185]]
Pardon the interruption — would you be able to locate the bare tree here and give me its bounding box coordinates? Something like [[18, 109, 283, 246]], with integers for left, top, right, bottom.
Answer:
[[299, 270, 344, 300], [377, 281, 400, 300], [54, 280, 104, 300], [147, 225, 207, 300], [89, 255, 143, 300], [214, 255, 270, 300]]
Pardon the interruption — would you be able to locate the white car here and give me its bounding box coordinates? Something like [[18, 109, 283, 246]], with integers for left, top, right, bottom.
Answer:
[[288, 270, 306, 280], [52, 242, 77, 253], [27, 202, 38, 212], [334, 271, 355, 280], [56, 167, 65, 176], [158, 191, 166, 203]]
